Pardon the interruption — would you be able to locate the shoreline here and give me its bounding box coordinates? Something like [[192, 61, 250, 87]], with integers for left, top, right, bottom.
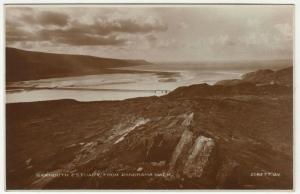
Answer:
[[6, 67, 180, 84], [5, 66, 292, 104]]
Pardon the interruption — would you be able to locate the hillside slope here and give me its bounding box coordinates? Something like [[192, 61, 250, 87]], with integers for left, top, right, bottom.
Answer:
[[6, 67, 293, 189], [6, 47, 151, 82], [216, 66, 292, 86]]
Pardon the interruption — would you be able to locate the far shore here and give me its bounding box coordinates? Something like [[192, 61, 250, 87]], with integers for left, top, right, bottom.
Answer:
[[6, 68, 180, 85], [6, 86, 171, 93]]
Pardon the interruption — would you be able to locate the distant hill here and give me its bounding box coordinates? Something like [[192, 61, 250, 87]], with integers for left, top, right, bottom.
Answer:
[[167, 66, 293, 99], [6, 47, 151, 82], [216, 66, 293, 87], [166, 82, 292, 99], [242, 67, 293, 86]]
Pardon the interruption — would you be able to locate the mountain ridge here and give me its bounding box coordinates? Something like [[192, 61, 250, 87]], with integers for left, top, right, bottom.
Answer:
[[6, 47, 152, 82]]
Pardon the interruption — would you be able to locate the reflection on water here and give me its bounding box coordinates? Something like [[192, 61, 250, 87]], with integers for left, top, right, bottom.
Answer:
[[6, 66, 245, 103]]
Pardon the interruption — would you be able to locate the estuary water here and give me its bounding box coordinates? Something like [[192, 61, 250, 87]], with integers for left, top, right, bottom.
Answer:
[[6, 63, 247, 103]]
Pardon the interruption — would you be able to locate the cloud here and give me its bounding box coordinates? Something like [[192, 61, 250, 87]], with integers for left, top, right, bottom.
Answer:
[[38, 29, 126, 46], [6, 27, 126, 46], [6, 9, 69, 27], [59, 35, 125, 46], [178, 22, 188, 29], [146, 34, 157, 43], [274, 23, 293, 38], [6, 8, 167, 47], [67, 18, 167, 35], [38, 11, 69, 27], [5, 5, 293, 61], [111, 18, 167, 33]]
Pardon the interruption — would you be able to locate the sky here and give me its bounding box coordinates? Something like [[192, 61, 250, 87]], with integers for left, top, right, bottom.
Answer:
[[6, 5, 294, 62]]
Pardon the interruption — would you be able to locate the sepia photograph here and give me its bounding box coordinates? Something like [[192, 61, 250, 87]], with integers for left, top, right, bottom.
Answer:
[[5, 3, 294, 190]]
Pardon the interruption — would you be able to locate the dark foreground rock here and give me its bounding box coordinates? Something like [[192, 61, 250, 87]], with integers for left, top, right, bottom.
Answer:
[[6, 68, 293, 190]]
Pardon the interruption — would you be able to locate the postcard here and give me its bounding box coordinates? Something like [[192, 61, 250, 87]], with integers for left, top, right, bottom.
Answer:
[[5, 4, 293, 190]]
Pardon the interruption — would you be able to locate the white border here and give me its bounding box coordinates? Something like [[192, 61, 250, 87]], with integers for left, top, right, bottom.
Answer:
[[0, 1, 298, 194], [1, 0, 296, 4]]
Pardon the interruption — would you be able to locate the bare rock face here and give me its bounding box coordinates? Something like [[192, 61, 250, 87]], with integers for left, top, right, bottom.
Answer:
[[110, 117, 150, 145], [168, 128, 215, 180], [183, 136, 215, 178], [169, 130, 193, 172], [181, 112, 194, 127], [167, 112, 216, 180]]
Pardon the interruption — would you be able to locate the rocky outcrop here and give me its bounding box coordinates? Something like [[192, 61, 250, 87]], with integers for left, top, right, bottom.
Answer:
[[168, 129, 215, 179], [181, 112, 194, 127], [113, 117, 150, 144], [107, 117, 150, 144], [169, 130, 194, 172], [183, 136, 215, 178]]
